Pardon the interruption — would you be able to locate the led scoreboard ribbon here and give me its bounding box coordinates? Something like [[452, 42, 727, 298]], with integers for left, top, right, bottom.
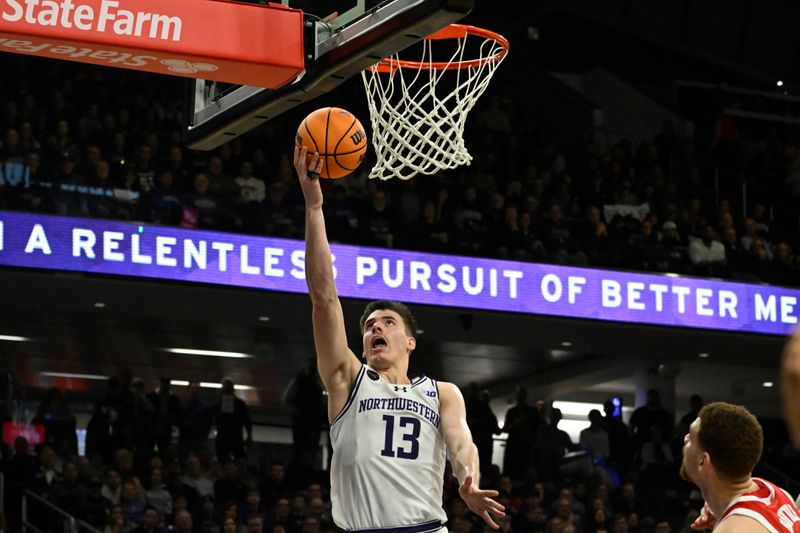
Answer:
[[0, 211, 798, 336]]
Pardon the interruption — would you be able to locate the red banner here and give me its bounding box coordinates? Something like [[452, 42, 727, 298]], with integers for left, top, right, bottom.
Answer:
[[0, 0, 304, 88]]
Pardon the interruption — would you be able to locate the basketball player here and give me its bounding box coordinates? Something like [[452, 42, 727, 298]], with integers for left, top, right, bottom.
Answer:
[[782, 327, 800, 449], [680, 402, 800, 532], [294, 146, 505, 532]]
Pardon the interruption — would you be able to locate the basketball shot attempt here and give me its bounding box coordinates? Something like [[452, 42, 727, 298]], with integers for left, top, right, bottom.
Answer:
[[295, 107, 368, 179], [294, 145, 505, 531]]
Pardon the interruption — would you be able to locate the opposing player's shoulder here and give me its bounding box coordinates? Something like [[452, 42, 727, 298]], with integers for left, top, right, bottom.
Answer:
[[716, 514, 772, 533]]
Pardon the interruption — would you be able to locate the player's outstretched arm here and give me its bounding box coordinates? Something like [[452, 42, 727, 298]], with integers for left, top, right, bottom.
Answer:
[[294, 146, 361, 420], [782, 326, 800, 448], [439, 382, 506, 529]]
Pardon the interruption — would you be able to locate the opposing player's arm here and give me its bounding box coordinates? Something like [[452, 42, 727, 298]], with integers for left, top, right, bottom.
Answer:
[[295, 147, 361, 420], [439, 382, 505, 529], [782, 326, 800, 448]]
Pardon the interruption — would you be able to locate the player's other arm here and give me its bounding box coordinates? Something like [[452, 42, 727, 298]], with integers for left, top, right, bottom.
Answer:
[[439, 382, 505, 529], [294, 147, 361, 420], [782, 326, 800, 448]]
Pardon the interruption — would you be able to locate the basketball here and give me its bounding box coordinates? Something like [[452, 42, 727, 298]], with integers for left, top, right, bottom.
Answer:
[[295, 107, 368, 179]]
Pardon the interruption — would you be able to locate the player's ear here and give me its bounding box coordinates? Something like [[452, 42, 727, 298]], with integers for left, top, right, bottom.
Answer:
[[407, 336, 416, 351], [699, 451, 710, 469]]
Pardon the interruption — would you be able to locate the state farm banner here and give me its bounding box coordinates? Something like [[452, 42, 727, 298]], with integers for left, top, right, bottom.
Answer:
[[0, 211, 799, 336], [0, 0, 304, 87]]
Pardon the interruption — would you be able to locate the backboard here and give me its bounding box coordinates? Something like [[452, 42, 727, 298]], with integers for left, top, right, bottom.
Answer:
[[185, 0, 474, 151]]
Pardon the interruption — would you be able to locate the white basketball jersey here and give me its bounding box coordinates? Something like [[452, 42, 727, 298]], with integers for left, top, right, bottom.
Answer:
[[330, 365, 448, 531]]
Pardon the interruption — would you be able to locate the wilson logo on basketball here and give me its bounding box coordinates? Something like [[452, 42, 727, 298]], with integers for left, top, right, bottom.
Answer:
[[350, 129, 366, 145]]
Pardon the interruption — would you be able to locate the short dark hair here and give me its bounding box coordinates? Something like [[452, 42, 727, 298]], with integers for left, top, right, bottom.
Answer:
[[697, 402, 762, 480], [359, 301, 418, 337]]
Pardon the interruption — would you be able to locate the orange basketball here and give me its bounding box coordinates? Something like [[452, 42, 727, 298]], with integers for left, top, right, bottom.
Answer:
[[295, 107, 368, 179]]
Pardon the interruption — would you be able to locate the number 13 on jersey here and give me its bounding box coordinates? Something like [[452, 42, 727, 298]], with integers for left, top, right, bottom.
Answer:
[[381, 414, 421, 459]]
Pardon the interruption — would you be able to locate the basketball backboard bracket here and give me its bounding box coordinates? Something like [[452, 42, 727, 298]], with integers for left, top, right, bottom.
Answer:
[[185, 0, 474, 151]]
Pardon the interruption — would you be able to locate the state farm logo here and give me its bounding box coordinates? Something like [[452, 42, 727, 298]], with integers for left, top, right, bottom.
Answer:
[[161, 58, 217, 74]]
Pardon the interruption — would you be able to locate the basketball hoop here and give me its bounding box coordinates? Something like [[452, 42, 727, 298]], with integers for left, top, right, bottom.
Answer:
[[361, 24, 509, 180]]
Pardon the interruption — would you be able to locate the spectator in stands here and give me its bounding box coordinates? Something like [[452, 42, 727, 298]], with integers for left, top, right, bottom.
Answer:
[[260, 462, 289, 507], [580, 409, 610, 461], [121, 481, 147, 526], [476, 94, 511, 134], [720, 226, 745, 276], [772, 241, 798, 285], [145, 468, 172, 518], [269, 498, 293, 532], [247, 515, 265, 533], [214, 461, 247, 508], [464, 384, 499, 477], [182, 454, 214, 498], [150, 171, 184, 225], [130, 506, 162, 533], [32, 445, 61, 495], [740, 217, 768, 254], [178, 381, 212, 461], [677, 395, 703, 436], [745, 238, 775, 281], [213, 378, 253, 463], [409, 200, 449, 252], [196, 495, 220, 533], [173, 509, 194, 533], [102, 468, 123, 505], [48, 461, 88, 518], [222, 517, 237, 533], [82, 478, 113, 530], [282, 359, 325, 478], [359, 188, 395, 247], [502, 386, 541, 477], [629, 389, 673, 447], [106, 503, 135, 533], [234, 161, 266, 233], [182, 173, 225, 229], [148, 377, 181, 455], [602, 399, 631, 473], [265, 182, 297, 237], [33, 387, 78, 456], [535, 407, 573, 483], [687, 225, 726, 276]]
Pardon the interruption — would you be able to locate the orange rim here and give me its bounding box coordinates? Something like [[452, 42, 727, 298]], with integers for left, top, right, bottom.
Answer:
[[371, 24, 509, 73]]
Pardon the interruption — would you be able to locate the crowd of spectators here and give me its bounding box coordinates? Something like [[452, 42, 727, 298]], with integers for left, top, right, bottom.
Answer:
[[1, 56, 800, 288], [7, 369, 798, 533], [0, 367, 706, 533], [1, 42, 800, 533]]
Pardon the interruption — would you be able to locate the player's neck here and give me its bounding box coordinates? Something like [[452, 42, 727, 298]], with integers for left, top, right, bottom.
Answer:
[[372, 365, 410, 385], [703, 476, 757, 518]]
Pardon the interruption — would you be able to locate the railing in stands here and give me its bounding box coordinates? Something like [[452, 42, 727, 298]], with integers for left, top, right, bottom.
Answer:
[[22, 490, 103, 533], [695, 153, 800, 242]]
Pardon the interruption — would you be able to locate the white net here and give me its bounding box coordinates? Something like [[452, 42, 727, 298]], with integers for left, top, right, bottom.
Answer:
[[361, 26, 507, 180]]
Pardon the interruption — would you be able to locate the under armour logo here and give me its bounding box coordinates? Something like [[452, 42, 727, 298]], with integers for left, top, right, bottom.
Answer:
[[394, 386, 407, 392], [161, 59, 218, 74]]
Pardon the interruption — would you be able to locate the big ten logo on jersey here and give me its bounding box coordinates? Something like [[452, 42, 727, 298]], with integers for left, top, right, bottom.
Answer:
[[425, 390, 437, 397], [777, 503, 800, 530]]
